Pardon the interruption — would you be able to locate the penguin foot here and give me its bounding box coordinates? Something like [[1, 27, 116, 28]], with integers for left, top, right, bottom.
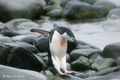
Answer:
[[64, 70, 72, 74], [58, 71, 65, 75]]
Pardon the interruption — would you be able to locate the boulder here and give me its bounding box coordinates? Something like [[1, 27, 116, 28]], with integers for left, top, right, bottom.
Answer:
[[19, 35, 38, 44], [107, 8, 120, 19], [86, 71, 120, 80], [91, 56, 116, 71], [34, 35, 49, 52], [63, 1, 108, 19], [0, 0, 46, 22], [116, 57, 120, 66], [70, 48, 101, 60], [0, 36, 13, 43], [5, 42, 39, 53], [0, 43, 10, 65], [48, 0, 61, 7], [71, 56, 91, 71], [0, 65, 47, 80], [6, 46, 46, 72], [92, 67, 119, 76], [46, 9, 63, 18], [102, 42, 120, 59], [80, 0, 97, 4], [94, 0, 117, 11], [0, 42, 47, 72]]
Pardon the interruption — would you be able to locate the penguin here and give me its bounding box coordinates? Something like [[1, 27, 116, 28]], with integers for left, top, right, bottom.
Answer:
[[30, 24, 77, 75]]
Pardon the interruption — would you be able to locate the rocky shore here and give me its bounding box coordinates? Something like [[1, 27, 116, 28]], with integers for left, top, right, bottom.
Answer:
[[0, 0, 120, 80]]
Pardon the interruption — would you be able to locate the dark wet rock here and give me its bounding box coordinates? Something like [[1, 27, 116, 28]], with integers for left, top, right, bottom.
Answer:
[[86, 71, 120, 80], [80, 0, 97, 4], [75, 72, 88, 78], [46, 75, 64, 80], [19, 35, 38, 44], [89, 53, 100, 63], [94, 0, 117, 11], [0, 0, 46, 22], [0, 42, 46, 72], [85, 70, 96, 77], [70, 48, 101, 60], [0, 43, 10, 65], [71, 56, 91, 71], [91, 56, 116, 71], [92, 67, 119, 76], [6, 46, 46, 72], [48, 0, 61, 7], [34, 35, 49, 52], [107, 8, 120, 19], [61, 0, 79, 7], [0, 36, 13, 43], [116, 57, 120, 66], [102, 42, 120, 59], [66, 54, 71, 63], [62, 74, 83, 80], [0, 30, 20, 37], [41, 70, 53, 76], [5, 42, 39, 53], [0, 65, 47, 80], [46, 9, 63, 18], [63, 1, 108, 19]]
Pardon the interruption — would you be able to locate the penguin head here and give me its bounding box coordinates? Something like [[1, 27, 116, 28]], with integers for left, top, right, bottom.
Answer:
[[61, 32, 77, 44]]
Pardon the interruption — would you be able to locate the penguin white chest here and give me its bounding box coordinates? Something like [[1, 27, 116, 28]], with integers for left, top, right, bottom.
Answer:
[[50, 31, 67, 60]]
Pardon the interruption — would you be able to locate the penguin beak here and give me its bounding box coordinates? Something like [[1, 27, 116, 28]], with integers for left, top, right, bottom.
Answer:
[[71, 38, 77, 44]]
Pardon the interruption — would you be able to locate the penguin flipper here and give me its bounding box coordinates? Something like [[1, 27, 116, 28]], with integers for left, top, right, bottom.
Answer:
[[30, 29, 50, 37]]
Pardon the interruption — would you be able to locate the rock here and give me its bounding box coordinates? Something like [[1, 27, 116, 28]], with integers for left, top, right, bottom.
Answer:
[[43, 5, 62, 13], [75, 72, 88, 78], [94, 0, 117, 11], [63, 1, 108, 19], [89, 53, 100, 63], [70, 48, 101, 60], [0, 65, 47, 80], [0, 36, 13, 43], [66, 54, 71, 63], [0, 30, 20, 37], [107, 8, 120, 19], [6, 46, 46, 72], [116, 57, 120, 66], [0, 42, 47, 72], [16, 21, 40, 34], [86, 71, 120, 80], [91, 56, 116, 71], [80, 0, 97, 4], [5, 42, 39, 53], [0, 0, 46, 22], [0, 43, 10, 64], [41, 70, 53, 76], [46, 9, 62, 18], [63, 74, 83, 80], [19, 35, 38, 44], [102, 42, 120, 59], [46, 75, 64, 80], [48, 0, 61, 7], [71, 56, 91, 71], [92, 67, 119, 76], [85, 70, 96, 77], [35, 35, 49, 52], [5, 19, 31, 28]]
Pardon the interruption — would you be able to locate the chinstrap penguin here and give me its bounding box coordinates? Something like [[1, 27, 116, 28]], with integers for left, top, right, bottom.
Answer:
[[31, 24, 77, 75]]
